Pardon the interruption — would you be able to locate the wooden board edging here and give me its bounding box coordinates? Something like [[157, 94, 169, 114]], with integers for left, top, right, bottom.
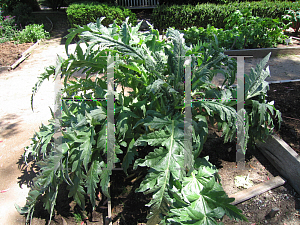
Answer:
[[256, 134, 300, 195], [229, 176, 286, 205], [225, 47, 300, 58], [10, 40, 41, 70]]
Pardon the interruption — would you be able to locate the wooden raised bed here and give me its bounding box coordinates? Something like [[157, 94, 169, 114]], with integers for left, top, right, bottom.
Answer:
[[256, 134, 300, 195], [225, 46, 300, 58], [227, 134, 300, 205]]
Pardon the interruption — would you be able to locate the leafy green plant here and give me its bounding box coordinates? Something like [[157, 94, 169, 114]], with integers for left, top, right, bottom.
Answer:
[[282, 7, 300, 34], [0, 7, 48, 43], [15, 23, 49, 43], [182, 8, 288, 49], [73, 212, 82, 224], [224, 7, 288, 48], [0, 12, 18, 43], [66, 2, 137, 28], [15, 17, 281, 224], [152, 1, 298, 31]]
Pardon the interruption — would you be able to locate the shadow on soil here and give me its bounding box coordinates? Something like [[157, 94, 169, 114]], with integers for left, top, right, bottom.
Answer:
[[17, 155, 38, 188], [0, 113, 22, 139]]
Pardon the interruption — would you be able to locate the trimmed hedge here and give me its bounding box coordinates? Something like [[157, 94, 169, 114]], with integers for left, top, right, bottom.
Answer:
[[159, 0, 259, 5], [66, 1, 137, 27], [64, 0, 115, 6], [0, 0, 40, 14], [152, 1, 300, 30]]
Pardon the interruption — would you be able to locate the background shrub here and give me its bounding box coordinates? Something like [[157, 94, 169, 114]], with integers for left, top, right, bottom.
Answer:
[[159, 0, 230, 5], [66, 1, 137, 27], [159, 0, 297, 5], [11, 2, 35, 28], [0, 14, 18, 43], [0, 1, 37, 28], [152, 1, 300, 30], [64, 0, 115, 6], [15, 23, 50, 43], [0, 0, 40, 14], [182, 8, 288, 50], [39, 0, 116, 10]]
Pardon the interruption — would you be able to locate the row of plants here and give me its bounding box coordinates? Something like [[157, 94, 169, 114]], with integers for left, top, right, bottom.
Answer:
[[151, 1, 300, 30], [66, 1, 137, 27], [0, 9, 49, 43], [181, 8, 289, 50], [158, 0, 283, 5], [1, 0, 290, 12], [16, 17, 281, 224]]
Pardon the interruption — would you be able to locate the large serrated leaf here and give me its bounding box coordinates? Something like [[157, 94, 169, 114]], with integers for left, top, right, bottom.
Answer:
[[162, 165, 247, 224], [86, 161, 101, 209], [245, 53, 271, 99], [100, 169, 112, 198], [122, 138, 138, 175], [68, 173, 86, 210], [135, 120, 187, 223], [79, 127, 95, 171]]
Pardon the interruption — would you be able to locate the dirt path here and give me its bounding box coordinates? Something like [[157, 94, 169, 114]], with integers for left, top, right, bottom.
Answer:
[[0, 34, 300, 224], [0, 38, 73, 224]]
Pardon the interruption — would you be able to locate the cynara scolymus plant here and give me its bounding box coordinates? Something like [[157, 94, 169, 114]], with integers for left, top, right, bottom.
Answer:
[[16, 17, 281, 224]]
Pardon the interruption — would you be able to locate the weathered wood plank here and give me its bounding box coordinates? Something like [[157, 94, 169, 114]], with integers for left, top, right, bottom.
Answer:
[[256, 134, 300, 194], [229, 176, 286, 205], [225, 47, 300, 58], [10, 53, 31, 70]]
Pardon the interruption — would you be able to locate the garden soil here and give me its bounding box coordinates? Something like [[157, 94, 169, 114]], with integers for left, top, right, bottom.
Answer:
[[0, 42, 34, 67], [1, 11, 300, 224]]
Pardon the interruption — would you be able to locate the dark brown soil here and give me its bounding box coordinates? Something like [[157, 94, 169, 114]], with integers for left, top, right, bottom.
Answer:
[[0, 42, 33, 67], [201, 127, 300, 225], [267, 81, 300, 155]]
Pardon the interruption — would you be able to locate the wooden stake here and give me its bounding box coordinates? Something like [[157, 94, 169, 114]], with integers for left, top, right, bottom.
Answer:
[[105, 182, 112, 225], [10, 53, 31, 70]]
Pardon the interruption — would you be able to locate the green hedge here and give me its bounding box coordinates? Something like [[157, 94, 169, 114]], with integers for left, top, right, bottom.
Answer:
[[152, 1, 300, 30], [66, 1, 137, 27], [64, 0, 115, 6], [158, 0, 264, 5], [0, 0, 40, 14]]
